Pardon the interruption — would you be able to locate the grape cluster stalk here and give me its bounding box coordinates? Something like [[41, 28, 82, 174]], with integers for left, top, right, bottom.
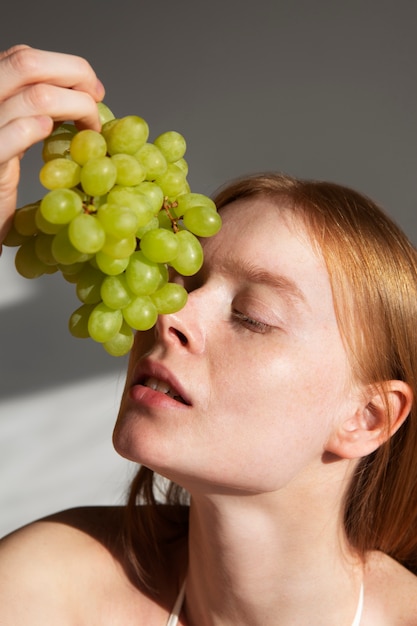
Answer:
[[4, 103, 222, 356]]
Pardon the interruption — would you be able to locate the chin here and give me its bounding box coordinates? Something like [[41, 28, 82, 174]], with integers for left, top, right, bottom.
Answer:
[[111, 408, 174, 477], [112, 409, 148, 464]]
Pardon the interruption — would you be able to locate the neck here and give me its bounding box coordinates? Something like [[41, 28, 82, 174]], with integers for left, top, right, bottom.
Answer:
[[183, 466, 363, 625]]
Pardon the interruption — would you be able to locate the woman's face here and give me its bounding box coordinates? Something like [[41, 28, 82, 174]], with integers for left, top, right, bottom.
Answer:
[[113, 197, 360, 494]]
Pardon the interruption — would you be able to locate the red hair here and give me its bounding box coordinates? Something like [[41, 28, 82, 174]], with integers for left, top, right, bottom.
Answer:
[[122, 172, 417, 590]]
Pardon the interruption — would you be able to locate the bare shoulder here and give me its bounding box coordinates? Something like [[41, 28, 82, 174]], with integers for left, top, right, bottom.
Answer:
[[0, 506, 171, 625], [364, 551, 417, 625], [0, 506, 126, 573]]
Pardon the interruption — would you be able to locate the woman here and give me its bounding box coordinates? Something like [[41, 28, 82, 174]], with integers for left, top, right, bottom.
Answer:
[[0, 45, 417, 625]]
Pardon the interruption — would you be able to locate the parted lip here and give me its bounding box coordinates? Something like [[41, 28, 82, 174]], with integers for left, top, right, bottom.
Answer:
[[131, 358, 192, 406]]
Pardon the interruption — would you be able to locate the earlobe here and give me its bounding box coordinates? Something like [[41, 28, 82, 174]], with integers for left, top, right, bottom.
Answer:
[[325, 380, 413, 460]]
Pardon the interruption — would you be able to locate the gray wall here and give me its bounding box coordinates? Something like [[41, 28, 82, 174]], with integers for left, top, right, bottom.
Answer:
[[1, 0, 416, 536]]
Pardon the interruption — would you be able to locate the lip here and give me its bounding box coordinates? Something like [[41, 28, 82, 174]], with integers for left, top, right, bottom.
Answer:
[[129, 358, 192, 409]]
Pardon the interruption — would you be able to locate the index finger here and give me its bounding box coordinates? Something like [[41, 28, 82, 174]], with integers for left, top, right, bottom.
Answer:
[[0, 45, 105, 103]]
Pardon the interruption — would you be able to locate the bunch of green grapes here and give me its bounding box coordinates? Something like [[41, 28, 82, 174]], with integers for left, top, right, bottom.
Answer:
[[4, 103, 221, 356]]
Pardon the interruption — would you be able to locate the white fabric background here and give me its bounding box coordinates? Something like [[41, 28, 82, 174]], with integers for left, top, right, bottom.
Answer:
[[0, 249, 136, 537]]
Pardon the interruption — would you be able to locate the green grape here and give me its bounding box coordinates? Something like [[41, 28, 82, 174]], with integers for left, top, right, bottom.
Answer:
[[154, 163, 188, 198], [88, 302, 123, 342], [105, 115, 149, 155], [173, 157, 188, 176], [57, 261, 85, 275], [80, 156, 117, 196], [34, 232, 57, 266], [183, 180, 192, 195], [70, 129, 107, 165], [174, 192, 217, 216], [100, 118, 118, 142], [15, 238, 48, 278], [103, 320, 134, 356], [42, 132, 72, 162], [62, 272, 81, 284], [153, 131, 186, 162], [2, 224, 29, 247], [40, 189, 83, 225], [158, 262, 169, 287], [68, 213, 106, 254], [158, 208, 174, 230], [95, 251, 129, 276], [134, 143, 168, 179], [76, 265, 105, 304], [106, 186, 138, 208], [101, 274, 132, 309], [136, 215, 159, 239], [170, 229, 203, 275], [59, 262, 85, 283], [43, 265, 59, 275], [101, 233, 137, 259], [14, 203, 39, 237], [131, 201, 157, 230], [125, 250, 164, 295], [88, 256, 100, 269], [140, 228, 179, 263], [69, 303, 96, 338], [51, 227, 91, 265], [41, 123, 76, 160], [133, 181, 165, 214], [97, 102, 115, 125], [11, 100, 223, 356], [97, 203, 139, 238], [183, 206, 222, 237], [122, 295, 158, 331], [106, 187, 155, 227], [151, 282, 188, 314], [50, 122, 78, 137], [35, 206, 64, 235], [111, 153, 146, 186], [39, 158, 81, 190]]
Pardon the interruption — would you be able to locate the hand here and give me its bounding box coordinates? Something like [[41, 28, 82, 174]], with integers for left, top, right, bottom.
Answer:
[[0, 44, 105, 249]]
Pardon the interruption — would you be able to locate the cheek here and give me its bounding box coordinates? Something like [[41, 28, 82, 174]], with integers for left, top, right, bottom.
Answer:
[[202, 370, 346, 492], [212, 339, 350, 436]]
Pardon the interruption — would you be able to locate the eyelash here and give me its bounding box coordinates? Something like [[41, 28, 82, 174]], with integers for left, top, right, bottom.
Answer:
[[231, 309, 271, 334]]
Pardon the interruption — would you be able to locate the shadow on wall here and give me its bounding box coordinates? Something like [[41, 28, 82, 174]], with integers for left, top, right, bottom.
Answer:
[[0, 247, 128, 401]]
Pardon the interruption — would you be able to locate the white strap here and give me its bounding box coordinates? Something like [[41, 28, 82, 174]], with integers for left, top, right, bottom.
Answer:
[[166, 579, 186, 626], [351, 582, 364, 626]]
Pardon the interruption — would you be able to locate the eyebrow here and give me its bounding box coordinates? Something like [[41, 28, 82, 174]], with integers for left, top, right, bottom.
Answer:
[[214, 255, 308, 307]]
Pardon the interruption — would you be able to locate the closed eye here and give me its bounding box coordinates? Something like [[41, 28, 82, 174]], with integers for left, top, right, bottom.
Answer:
[[231, 309, 271, 334]]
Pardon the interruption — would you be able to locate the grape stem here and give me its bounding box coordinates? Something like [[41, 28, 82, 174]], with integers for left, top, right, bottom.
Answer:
[[163, 198, 180, 233], [83, 202, 97, 214]]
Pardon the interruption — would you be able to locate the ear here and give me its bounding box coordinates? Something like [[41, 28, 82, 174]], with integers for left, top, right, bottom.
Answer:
[[325, 380, 413, 460]]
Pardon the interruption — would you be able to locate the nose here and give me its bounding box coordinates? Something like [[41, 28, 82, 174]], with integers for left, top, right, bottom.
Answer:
[[154, 288, 207, 353]]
